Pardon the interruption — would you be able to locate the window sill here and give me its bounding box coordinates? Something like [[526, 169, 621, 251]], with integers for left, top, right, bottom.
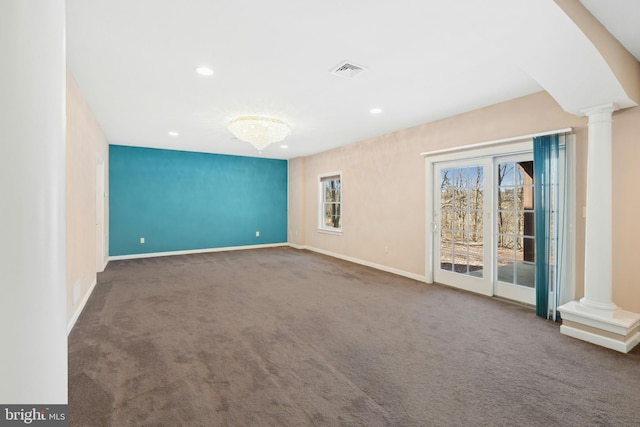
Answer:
[[317, 228, 343, 236]]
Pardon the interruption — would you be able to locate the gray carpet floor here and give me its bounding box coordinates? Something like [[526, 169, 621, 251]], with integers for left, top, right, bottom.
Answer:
[[68, 247, 640, 426]]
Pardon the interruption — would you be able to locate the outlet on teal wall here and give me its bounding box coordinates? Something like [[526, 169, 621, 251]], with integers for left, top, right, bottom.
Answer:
[[109, 145, 288, 256]]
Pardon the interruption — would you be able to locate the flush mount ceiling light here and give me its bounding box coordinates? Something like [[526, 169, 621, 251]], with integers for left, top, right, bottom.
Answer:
[[370, 108, 382, 114], [194, 66, 214, 76], [228, 116, 291, 151], [168, 131, 179, 136]]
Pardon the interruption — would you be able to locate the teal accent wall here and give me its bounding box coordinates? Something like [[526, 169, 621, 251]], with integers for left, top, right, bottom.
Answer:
[[109, 145, 288, 256]]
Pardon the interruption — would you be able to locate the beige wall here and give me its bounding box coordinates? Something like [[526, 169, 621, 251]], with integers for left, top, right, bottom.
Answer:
[[612, 106, 640, 312], [290, 91, 611, 304], [66, 72, 109, 329], [290, 90, 640, 312]]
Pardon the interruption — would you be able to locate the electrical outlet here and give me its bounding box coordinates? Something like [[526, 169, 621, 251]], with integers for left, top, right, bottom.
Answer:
[[255, 231, 260, 237], [140, 237, 145, 244]]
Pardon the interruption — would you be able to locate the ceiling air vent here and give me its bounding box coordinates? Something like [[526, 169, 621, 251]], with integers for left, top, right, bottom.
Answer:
[[330, 61, 367, 78]]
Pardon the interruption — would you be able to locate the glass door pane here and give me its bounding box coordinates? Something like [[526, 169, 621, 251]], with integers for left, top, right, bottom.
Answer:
[[439, 166, 485, 276], [494, 156, 536, 305], [434, 159, 492, 296]]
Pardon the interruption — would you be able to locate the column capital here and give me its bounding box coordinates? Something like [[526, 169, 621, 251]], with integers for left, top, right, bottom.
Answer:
[[581, 103, 617, 117]]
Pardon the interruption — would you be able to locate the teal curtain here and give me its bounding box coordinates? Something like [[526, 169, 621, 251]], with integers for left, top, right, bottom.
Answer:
[[533, 134, 559, 318]]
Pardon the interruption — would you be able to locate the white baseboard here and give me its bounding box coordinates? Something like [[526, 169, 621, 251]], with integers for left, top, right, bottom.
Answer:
[[108, 242, 289, 261], [292, 244, 426, 282], [67, 277, 98, 336], [100, 257, 109, 272]]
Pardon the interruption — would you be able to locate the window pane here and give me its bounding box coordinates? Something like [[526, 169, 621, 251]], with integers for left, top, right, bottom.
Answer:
[[469, 210, 483, 233], [441, 210, 453, 230], [498, 188, 516, 210], [514, 164, 525, 186], [323, 179, 341, 203], [498, 259, 515, 283], [441, 251, 453, 271], [521, 237, 535, 262], [441, 188, 454, 209], [324, 214, 332, 227], [452, 252, 470, 273], [454, 209, 467, 231], [468, 167, 484, 189], [440, 169, 452, 187], [469, 188, 483, 208], [498, 211, 515, 235], [468, 254, 483, 278], [521, 186, 534, 210], [324, 183, 333, 202], [325, 183, 334, 202], [453, 189, 466, 209], [323, 203, 341, 229], [441, 231, 453, 251], [468, 232, 483, 244], [516, 262, 535, 288], [500, 235, 515, 250], [498, 163, 515, 186]]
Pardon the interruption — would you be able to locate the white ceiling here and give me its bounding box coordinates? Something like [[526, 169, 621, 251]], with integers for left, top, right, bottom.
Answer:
[[66, 0, 639, 160], [580, 0, 640, 61]]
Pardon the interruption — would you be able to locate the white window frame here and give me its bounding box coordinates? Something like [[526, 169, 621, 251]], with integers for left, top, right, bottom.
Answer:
[[318, 171, 343, 235]]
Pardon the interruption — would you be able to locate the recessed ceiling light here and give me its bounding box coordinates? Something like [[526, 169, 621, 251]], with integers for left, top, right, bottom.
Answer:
[[194, 66, 214, 76], [280, 145, 288, 149], [168, 131, 179, 137], [370, 108, 382, 114]]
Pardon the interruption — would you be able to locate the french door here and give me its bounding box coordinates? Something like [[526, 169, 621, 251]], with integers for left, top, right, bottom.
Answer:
[[433, 153, 537, 304]]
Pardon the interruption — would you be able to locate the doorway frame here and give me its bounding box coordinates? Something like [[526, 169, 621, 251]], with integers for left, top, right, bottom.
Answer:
[[96, 155, 107, 272]]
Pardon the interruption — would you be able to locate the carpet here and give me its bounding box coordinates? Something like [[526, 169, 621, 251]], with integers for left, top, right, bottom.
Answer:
[[68, 247, 640, 426]]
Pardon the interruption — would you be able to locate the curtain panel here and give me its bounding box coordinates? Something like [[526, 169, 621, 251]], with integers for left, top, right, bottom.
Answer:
[[533, 134, 560, 318]]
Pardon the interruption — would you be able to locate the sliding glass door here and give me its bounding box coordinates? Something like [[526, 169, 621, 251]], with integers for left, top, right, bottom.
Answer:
[[429, 136, 572, 312], [434, 154, 537, 304]]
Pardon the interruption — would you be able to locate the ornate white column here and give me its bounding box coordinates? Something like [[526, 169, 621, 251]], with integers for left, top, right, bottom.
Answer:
[[558, 104, 640, 353], [0, 0, 68, 403]]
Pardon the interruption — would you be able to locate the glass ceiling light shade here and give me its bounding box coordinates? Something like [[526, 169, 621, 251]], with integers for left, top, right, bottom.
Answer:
[[228, 116, 291, 151]]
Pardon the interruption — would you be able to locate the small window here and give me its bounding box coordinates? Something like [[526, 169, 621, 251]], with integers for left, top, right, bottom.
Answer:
[[319, 173, 342, 233]]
